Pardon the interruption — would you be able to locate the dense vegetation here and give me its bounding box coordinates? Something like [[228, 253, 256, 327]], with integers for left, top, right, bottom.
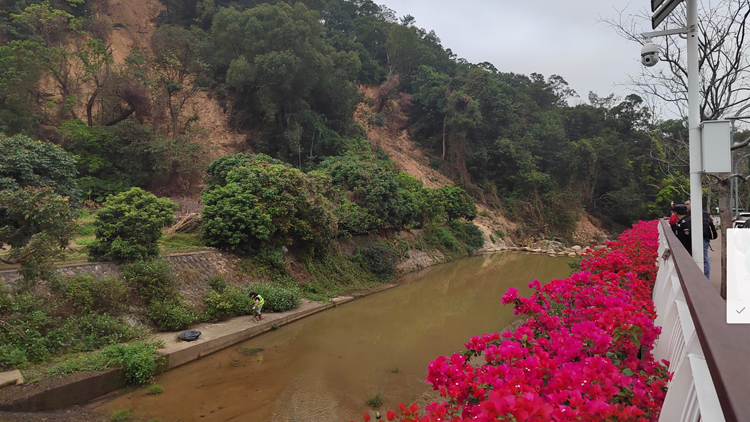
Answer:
[[0, 0, 697, 237], [0, 0, 702, 389]]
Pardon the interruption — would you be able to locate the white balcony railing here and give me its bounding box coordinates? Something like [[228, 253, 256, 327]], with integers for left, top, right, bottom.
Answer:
[[653, 221, 724, 422]]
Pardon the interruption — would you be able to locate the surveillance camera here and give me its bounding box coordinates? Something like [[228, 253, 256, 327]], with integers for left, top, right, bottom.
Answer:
[[641, 41, 660, 67]]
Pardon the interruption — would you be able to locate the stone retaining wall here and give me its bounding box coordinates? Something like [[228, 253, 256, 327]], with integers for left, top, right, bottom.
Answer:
[[0, 252, 239, 306]]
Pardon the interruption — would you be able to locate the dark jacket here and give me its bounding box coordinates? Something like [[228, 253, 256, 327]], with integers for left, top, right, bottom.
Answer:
[[674, 214, 692, 255], [702, 211, 717, 240]]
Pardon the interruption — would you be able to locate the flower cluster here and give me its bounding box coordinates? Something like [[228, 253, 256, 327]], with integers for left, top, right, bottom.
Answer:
[[360, 220, 669, 422]]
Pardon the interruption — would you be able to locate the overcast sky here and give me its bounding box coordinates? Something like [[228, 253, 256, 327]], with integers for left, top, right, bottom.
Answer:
[[380, 0, 653, 105]]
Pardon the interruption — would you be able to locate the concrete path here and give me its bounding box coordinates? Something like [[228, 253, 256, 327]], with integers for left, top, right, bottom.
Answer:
[[152, 283, 396, 370]]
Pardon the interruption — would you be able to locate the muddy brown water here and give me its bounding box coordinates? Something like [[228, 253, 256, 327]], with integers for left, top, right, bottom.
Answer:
[[88, 252, 571, 422]]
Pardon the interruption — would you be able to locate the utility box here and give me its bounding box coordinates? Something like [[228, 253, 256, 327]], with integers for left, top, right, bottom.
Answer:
[[702, 120, 732, 173]]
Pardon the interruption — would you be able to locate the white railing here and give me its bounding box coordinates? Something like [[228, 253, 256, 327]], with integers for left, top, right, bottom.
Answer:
[[653, 222, 724, 422]]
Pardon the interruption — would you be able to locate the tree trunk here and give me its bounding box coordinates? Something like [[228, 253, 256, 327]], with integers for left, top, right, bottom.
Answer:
[[442, 114, 447, 160], [86, 87, 100, 127], [718, 177, 731, 299]]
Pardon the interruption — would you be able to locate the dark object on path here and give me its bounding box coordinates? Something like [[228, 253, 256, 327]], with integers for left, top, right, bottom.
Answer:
[[177, 330, 201, 341]]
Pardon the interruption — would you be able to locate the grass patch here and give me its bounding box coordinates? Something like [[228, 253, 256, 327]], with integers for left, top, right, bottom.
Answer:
[[391, 366, 400, 374], [238, 347, 264, 356], [146, 384, 163, 395], [158, 233, 207, 254], [366, 391, 383, 408], [110, 409, 132, 422], [47, 340, 165, 385]]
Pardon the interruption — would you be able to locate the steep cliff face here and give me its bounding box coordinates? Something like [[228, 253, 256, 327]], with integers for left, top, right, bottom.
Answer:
[[85, 0, 245, 160]]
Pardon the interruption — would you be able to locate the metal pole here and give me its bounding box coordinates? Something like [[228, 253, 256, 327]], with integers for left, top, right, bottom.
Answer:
[[687, 0, 704, 269]]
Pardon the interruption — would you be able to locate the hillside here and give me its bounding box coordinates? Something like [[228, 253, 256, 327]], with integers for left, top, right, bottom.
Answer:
[[0, 0, 644, 247]]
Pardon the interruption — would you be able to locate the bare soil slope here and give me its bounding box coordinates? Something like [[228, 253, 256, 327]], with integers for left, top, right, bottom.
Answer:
[[355, 85, 518, 245], [92, 0, 245, 159]]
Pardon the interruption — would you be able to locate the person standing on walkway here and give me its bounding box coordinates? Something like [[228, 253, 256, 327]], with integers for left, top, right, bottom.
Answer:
[[673, 204, 692, 255], [249, 292, 264, 322], [685, 200, 717, 278]]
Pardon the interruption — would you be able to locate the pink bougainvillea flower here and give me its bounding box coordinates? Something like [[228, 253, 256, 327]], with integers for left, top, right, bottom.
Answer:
[[372, 220, 669, 422]]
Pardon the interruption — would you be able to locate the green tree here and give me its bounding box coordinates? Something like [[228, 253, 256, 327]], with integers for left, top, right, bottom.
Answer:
[[0, 134, 79, 202], [201, 155, 336, 253], [209, 3, 361, 162], [0, 40, 42, 135], [149, 25, 209, 136], [89, 188, 177, 262], [429, 185, 476, 222], [0, 187, 76, 282]]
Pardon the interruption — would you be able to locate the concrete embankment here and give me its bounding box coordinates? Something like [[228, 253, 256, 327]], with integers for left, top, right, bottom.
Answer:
[[0, 284, 398, 412], [0, 242, 587, 413]]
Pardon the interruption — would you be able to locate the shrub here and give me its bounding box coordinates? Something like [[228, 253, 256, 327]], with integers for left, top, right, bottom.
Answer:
[[146, 384, 163, 395], [110, 409, 132, 422], [203, 286, 251, 321], [146, 300, 195, 331], [0, 187, 77, 283], [63, 314, 142, 352], [428, 185, 477, 222], [101, 341, 164, 385], [57, 274, 130, 315], [453, 221, 485, 251], [0, 134, 80, 203], [433, 226, 458, 251], [359, 241, 399, 279], [201, 156, 336, 253], [88, 188, 176, 262], [0, 344, 27, 369], [122, 259, 176, 303], [320, 156, 418, 233], [246, 284, 301, 312], [47, 340, 164, 385]]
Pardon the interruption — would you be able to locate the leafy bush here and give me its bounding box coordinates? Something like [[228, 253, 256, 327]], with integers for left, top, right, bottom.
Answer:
[[62, 314, 142, 352], [428, 225, 457, 251], [246, 284, 301, 312], [428, 185, 477, 222], [320, 155, 419, 234], [0, 344, 27, 368], [103, 341, 165, 385], [48, 340, 164, 385], [0, 134, 80, 203], [452, 221, 485, 251], [201, 155, 336, 254], [359, 241, 399, 279], [89, 188, 177, 262], [0, 187, 77, 283], [57, 274, 130, 315], [146, 300, 195, 331], [203, 285, 251, 321], [122, 259, 195, 330], [122, 259, 176, 303], [146, 384, 164, 395]]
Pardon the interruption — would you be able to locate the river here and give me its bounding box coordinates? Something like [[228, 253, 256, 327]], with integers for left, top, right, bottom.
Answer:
[[89, 252, 571, 422]]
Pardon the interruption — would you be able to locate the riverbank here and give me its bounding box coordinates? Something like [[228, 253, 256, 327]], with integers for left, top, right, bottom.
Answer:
[[0, 246, 581, 418], [0, 284, 400, 412]]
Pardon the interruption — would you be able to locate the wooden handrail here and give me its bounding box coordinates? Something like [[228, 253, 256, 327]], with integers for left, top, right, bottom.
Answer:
[[659, 219, 750, 422]]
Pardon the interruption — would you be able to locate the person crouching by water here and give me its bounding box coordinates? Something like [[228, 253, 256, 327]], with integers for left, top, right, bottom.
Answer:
[[249, 292, 264, 322], [673, 204, 692, 255]]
